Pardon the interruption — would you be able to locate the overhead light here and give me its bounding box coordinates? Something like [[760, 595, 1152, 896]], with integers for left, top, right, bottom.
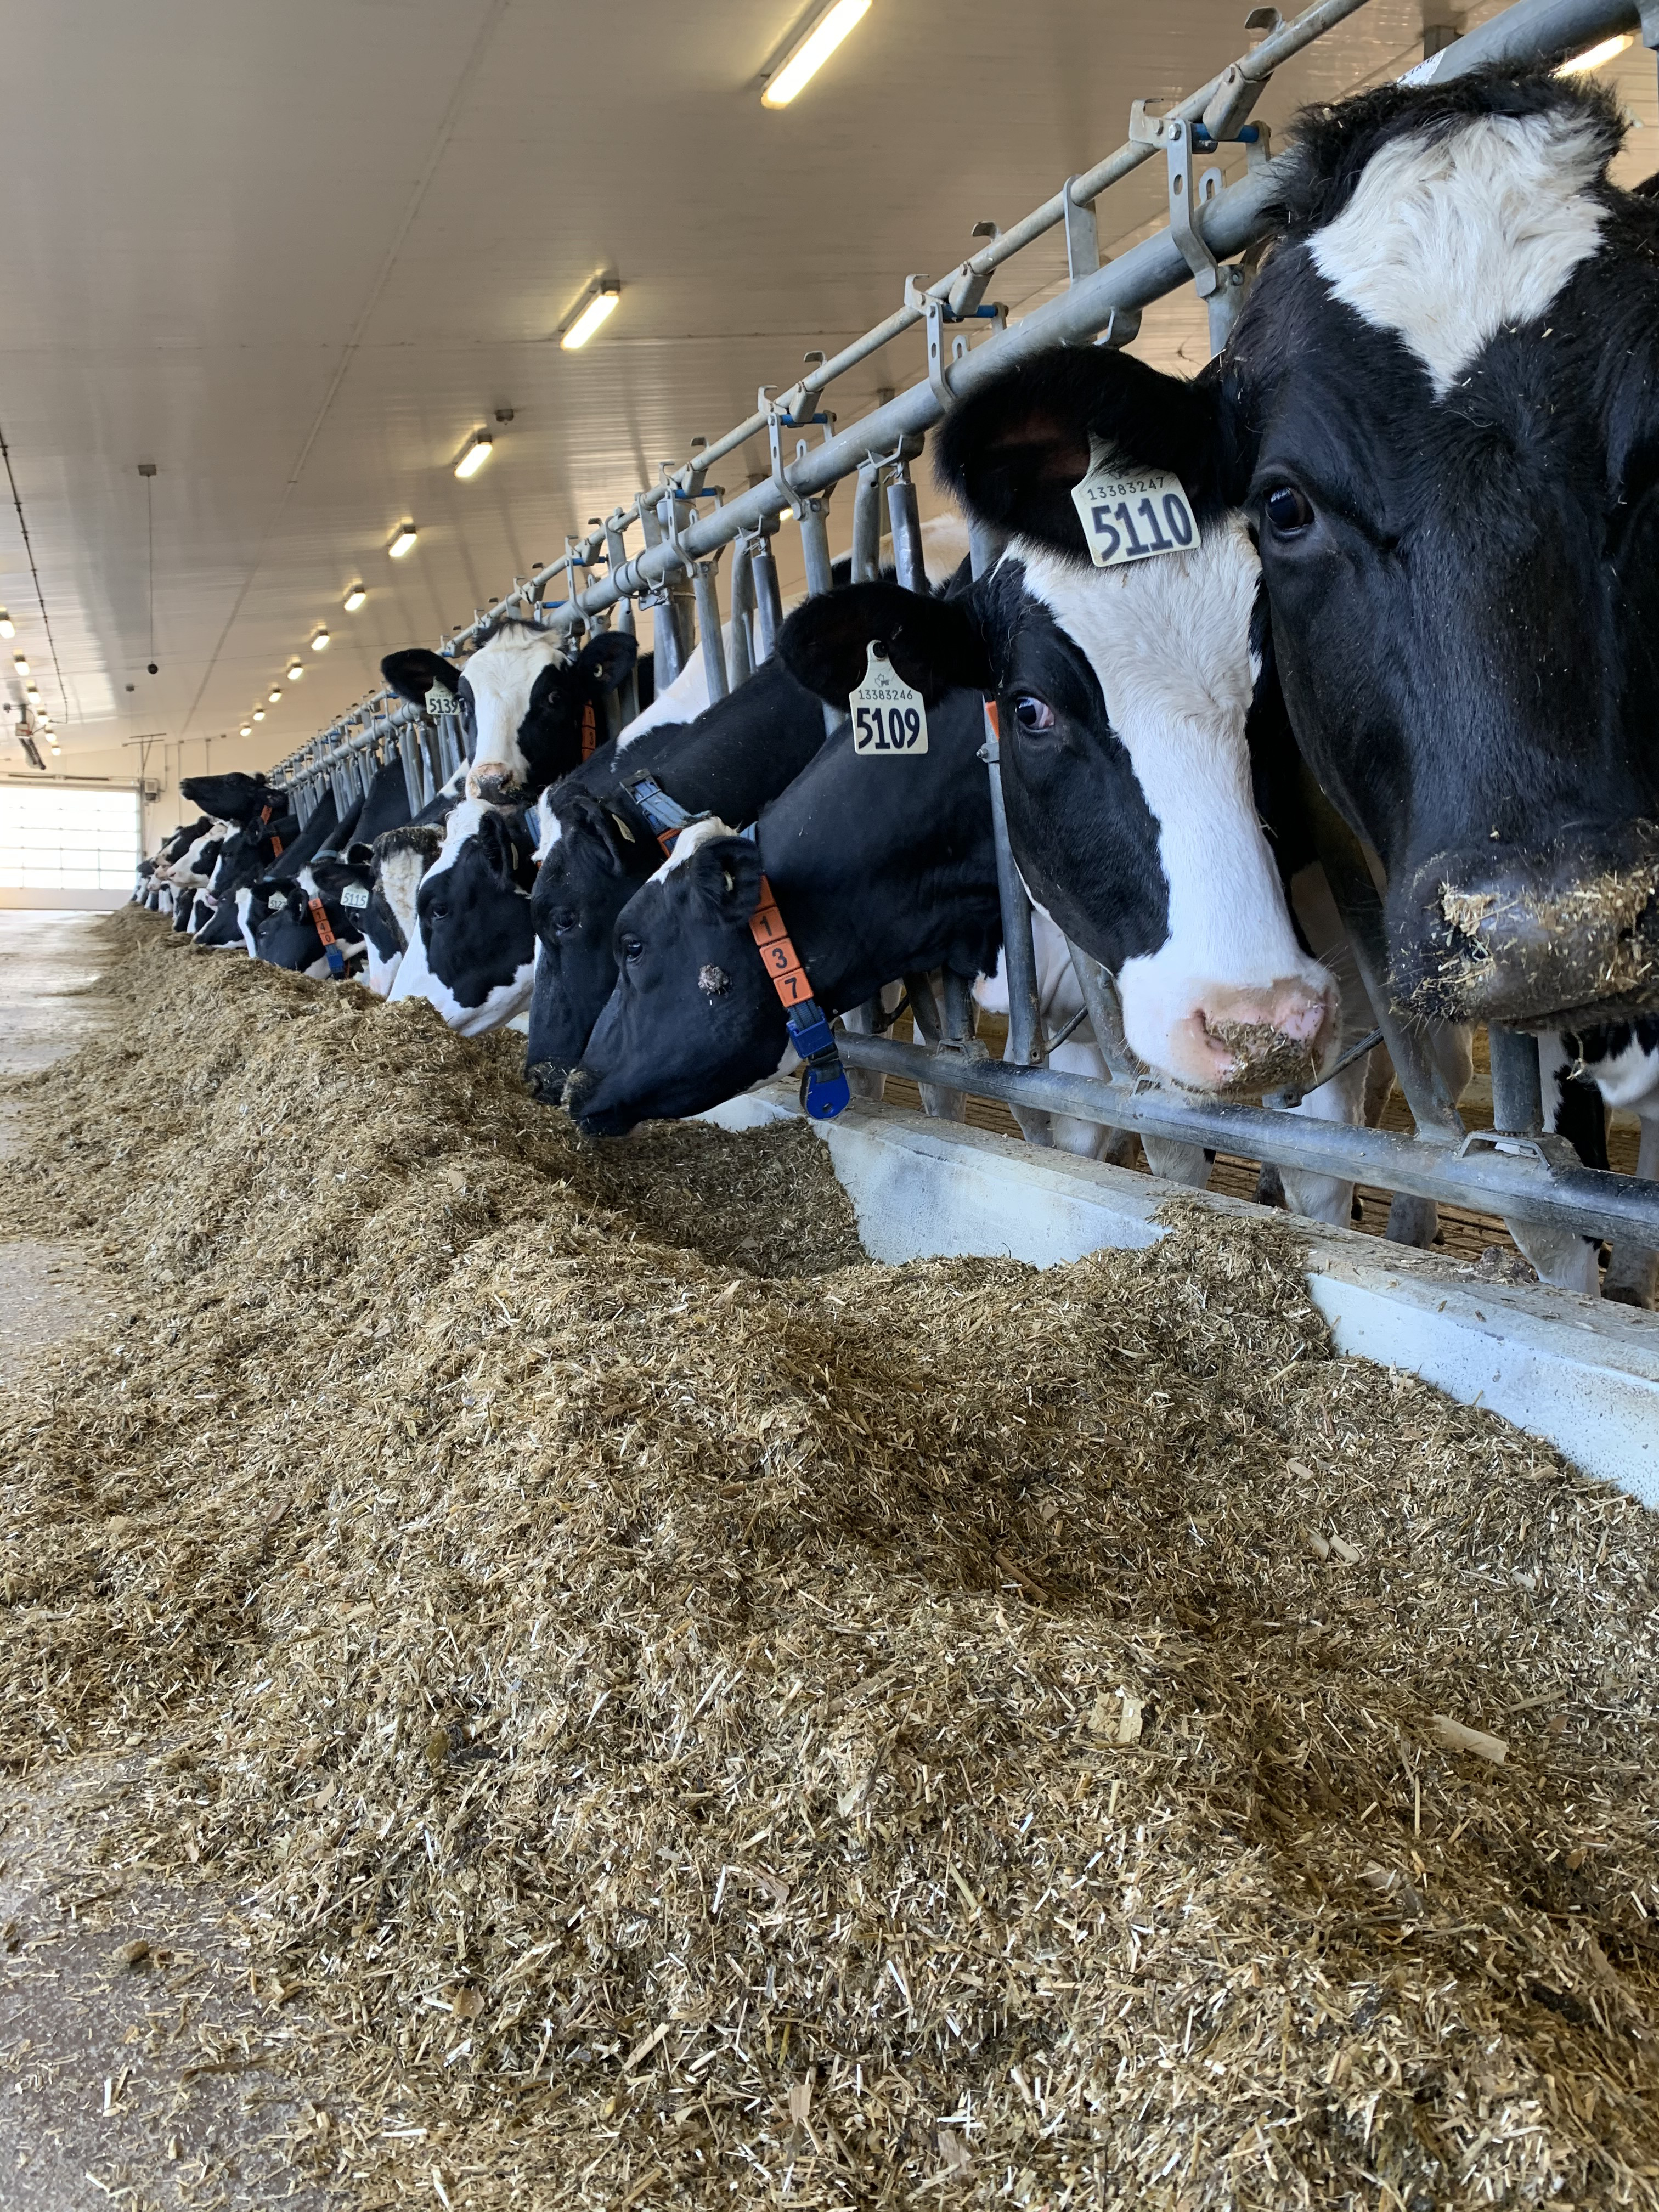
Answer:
[[1558, 31, 1632, 71], [240, 723, 252, 736], [268, 687, 283, 703], [25, 682, 38, 698], [454, 432, 493, 479], [253, 708, 266, 722], [761, 0, 871, 108], [388, 524, 418, 560], [560, 284, 620, 351], [342, 585, 366, 612], [0, 610, 13, 639], [312, 628, 330, 652], [12, 654, 27, 676], [286, 661, 304, 682]]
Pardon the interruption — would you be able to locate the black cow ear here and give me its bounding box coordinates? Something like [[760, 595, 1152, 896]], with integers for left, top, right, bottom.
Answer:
[[684, 835, 763, 922], [561, 792, 633, 878], [575, 630, 637, 693], [381, 648, 458, 707], [935, 346, 1234, 556], [778, 580, 994, 705]]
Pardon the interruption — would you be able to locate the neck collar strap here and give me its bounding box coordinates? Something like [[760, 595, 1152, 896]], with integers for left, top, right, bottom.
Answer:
[[626, 773, 708, 856], [739, 825, 849, 1121], [308, 896, 346, 978]]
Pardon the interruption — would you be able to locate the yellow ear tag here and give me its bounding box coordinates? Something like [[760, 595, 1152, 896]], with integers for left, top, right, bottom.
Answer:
[[849, 641, 929, 757], [1070, 436, 1200, 568]]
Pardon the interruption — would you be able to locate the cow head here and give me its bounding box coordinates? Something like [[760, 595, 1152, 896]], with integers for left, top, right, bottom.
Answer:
[[309, 851, 402, 995], [178, 770, 277, 827], [244, 868, 364, 977], [526, 789, 654, 1099], [387, 799, 539, 1034], [566, 821, 788, 1136], [778, 359, 1340, 1096], [382, 625, 636, 805], [1054, 71, 1659, 1030]]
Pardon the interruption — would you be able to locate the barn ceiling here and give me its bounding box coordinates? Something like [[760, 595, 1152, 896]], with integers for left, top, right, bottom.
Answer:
[[0, 0, 1652, 807]]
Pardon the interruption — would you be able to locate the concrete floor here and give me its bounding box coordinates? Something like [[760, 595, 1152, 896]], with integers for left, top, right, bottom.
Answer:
[[0, 911, 329, 2209]]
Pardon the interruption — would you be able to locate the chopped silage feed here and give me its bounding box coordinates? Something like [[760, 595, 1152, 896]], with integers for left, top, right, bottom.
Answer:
[[2, 911, 1658, 2210]]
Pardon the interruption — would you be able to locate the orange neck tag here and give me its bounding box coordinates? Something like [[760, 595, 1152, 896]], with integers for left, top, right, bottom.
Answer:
[[580, 699, 597, 760]]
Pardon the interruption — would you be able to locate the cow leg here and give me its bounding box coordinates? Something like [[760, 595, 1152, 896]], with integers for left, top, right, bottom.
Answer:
[[1602, 1115, 1659, 1310], [1142, 1138, 1213, 1188], [904, 971, 965, 1122], [839, 997, 888, 1105], [1510, 1033, 1604, 1296], [1280, 1053, 1368, 1227]]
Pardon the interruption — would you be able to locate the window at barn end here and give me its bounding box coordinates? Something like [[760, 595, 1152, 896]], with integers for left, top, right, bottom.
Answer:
[[0, 785, 140, 907]]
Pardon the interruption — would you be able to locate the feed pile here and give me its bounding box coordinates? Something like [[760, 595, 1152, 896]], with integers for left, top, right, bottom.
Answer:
[[2, 913, 1657, 2208]]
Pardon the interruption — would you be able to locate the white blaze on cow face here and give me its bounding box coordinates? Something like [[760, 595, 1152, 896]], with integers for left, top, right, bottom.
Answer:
[[386, 799, 535, 1035], [459, 624, 576, 800], [651, 814, 736, 883], [1014, 526, 1338, 1092], [1308, 108, 1609, 399]]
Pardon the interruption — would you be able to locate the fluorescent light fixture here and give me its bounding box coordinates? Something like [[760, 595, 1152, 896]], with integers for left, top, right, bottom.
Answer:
[[1558, 31, 1632, 70], [454, 432, 493, 479], [286, 661, 304, 682], [388, 524, 418, 560], [0, 610, 13, 639], [342, 585, 366, 612], [268, 687, 282, 703], [761, 0, 871, 107], [561, 285, 620, 351], [12, 654, 27, 676], [253, 708, 265, 723], [312, 629, 330, 652], [240, 723, 252, 736], [25, 682, 38, 698]]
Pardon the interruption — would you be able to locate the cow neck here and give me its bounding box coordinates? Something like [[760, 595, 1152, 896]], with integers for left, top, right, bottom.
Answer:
[[255, 799, 284, 858]]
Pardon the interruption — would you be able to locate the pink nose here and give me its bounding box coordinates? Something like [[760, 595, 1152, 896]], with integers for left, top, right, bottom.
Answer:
[[1176, 979, 1338, 1093]]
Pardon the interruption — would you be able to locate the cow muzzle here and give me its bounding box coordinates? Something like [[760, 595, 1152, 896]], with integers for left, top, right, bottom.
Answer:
[[1392, 829, 1659, 1029], [1152, 977, 1339, 1096], [467, 768, 531, 806]]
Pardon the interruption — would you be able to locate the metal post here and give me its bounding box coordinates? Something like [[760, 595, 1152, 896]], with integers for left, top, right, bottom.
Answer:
[[797, 497, 834, 597], [615, 599, 641, 727], [887, 470, 927, 594], [692, 561, 729, 704], [727, 542, 755, 689], [851, 462, 883, 583], [751, 528, 783, 662], [1490, 1028, 1544, 1137]]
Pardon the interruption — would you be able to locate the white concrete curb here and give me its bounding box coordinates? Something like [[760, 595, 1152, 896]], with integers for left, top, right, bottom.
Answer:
[[702, 1086, 1659, 1504]]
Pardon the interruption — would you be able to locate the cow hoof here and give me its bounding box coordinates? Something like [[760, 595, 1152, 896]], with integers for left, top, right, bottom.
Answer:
[[1254, 1164, 1288, 1211]]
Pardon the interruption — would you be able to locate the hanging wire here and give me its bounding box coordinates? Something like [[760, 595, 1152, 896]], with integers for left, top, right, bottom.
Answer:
[[0, 417, 71, 724], [140, 462, 157, 671]]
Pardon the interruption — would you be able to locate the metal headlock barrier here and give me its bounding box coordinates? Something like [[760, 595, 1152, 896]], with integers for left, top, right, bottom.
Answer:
[[271, 0, 1659, 1277]]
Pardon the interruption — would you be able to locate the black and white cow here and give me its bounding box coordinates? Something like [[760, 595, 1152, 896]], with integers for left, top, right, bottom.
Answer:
[[381, 624, 637, 806], [1005, 70, 1659, 1036], [566, 685, 1000, 1135], [526, 654, 850, 1096], [193, 805, 300, 947], [242, 865, 368, 978], [384, 799, 541, 1032]]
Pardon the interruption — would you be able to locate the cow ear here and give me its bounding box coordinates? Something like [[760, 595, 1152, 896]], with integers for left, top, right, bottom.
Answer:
[[683, 835, 763, 923], [562, 792, 633, 878], [381, 648, 458, 708], [935, 346, 1233, 557], [575, 630, 637, 693], [778, 579, 993, 705]]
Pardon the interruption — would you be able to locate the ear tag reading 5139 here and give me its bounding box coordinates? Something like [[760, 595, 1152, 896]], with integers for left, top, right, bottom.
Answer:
[[425, 683, 461, 719], [850, 640, 928, 757], [1070, 437, 1200, 569]]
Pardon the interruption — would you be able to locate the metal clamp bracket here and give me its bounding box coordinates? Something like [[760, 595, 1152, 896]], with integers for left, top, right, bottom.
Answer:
[[906, 283, 1007, 408], [765, 399, 834, 518], [1457, 1128, 1583, 1173]]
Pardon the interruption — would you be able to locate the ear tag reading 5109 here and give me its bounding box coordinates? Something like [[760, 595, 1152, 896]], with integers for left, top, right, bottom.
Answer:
[[1070, 437, 1200, 569], [850, 640, 928, 757]]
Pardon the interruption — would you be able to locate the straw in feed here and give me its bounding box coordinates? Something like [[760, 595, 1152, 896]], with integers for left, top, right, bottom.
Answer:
[[1, 911, 1657, 2207]]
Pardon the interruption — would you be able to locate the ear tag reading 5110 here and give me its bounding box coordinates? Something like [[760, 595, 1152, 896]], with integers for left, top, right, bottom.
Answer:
[[1070, 437, 1200, 569], [850, 640, 928, 757]]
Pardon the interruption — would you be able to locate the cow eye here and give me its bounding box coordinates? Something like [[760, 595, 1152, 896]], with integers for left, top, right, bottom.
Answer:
[[622, 934, 645, 965], [554, 910, 579, 936], [1263, 484, 1314, 535], [1013, 696, 1056, 733]]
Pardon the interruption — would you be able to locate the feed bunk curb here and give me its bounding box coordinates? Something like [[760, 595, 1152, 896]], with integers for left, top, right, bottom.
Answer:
[[701, 1088, 1659, 1503]]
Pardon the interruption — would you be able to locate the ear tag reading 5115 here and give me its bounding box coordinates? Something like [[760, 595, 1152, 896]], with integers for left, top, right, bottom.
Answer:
[[1070, 436, 1200, 569], [341, 883, 370, 911], [850, 640, 928, 757]]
